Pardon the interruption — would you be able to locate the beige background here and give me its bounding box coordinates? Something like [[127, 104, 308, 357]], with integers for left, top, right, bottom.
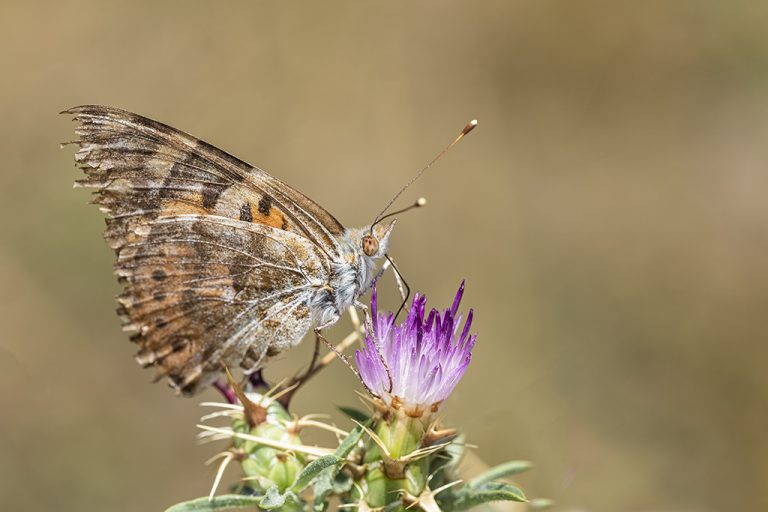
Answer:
[[1, 1, 767, 511]]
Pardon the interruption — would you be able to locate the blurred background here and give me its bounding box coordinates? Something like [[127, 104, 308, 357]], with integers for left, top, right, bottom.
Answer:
[[1, 1, 767, 511]]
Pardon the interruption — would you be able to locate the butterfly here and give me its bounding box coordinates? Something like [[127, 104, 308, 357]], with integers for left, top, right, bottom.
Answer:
[[64, 105, 476, 395]]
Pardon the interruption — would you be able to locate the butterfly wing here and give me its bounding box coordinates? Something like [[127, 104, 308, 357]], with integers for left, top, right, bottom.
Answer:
[[118, 215, 325, 394], [64, 105, 343, 393], [65, 105, 346, 256]]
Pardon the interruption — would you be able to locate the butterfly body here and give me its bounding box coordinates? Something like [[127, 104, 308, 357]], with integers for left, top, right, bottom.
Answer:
[[65, 105, 394, 394]]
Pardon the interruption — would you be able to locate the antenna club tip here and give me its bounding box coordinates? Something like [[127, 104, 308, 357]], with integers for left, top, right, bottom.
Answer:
[[462, 119, 478, 135], [415, 197, 427, 207]]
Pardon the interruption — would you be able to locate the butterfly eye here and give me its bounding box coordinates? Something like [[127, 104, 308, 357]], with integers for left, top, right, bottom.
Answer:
[[362, 235, 379, 257]]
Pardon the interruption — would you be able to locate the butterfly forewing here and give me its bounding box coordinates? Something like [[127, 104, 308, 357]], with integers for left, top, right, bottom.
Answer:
[[65, 105, 345, 393], [67, 105, 345, 253]]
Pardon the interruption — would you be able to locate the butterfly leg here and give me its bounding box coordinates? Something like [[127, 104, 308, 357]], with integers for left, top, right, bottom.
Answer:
[[313, 328, 377, 396], [372, 257, 391, 285], [354, 300, 374, 337], [278, 320, 364, 406]]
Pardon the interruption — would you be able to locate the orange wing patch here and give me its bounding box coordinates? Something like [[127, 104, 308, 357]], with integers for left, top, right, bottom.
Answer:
[[240, 195, 288, 230]]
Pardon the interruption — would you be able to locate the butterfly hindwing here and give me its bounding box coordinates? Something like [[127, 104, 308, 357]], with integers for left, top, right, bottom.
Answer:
[[117, 215, 325, 393]]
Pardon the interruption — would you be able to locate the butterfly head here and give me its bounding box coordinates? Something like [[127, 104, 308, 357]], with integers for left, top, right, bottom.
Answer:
[[361, 219, 396, 259]]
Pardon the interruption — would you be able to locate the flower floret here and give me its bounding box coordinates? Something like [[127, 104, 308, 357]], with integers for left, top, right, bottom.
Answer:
[[355, 282, 476, 416]]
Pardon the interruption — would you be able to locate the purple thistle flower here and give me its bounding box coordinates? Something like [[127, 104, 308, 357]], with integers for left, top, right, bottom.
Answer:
[[355, 281, 477, 417]]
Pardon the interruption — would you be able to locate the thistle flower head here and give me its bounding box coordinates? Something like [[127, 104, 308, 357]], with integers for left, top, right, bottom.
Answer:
[[355, 282, 476, 418]]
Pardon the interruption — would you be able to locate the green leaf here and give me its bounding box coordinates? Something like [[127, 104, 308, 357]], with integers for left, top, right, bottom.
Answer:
[[337, 406, 370, 423], [336, 424, 365, 458], [282, 491, 303, 512], [292, 455, 342, 492], [311, 424, 365, 510], [453, 482, 527, 510], [164, 495, 262, 512], [311, 471, 334, 512], [468, 460, 533, 488], [258, 485, 285, 509]]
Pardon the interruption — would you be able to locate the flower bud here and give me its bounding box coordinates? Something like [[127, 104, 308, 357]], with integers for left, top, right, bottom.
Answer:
[[233, 396, 306, 493]]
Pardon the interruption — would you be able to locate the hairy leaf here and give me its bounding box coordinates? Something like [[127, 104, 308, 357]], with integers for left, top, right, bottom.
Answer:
[[292, 455, 342, 492], [312, 424, 365, 510], [258, 485, 285, 510], [164, 495, 261, 512], [336, 424, 365, 458], [468, 460, 532, 488], [453, 482, 527, 510]]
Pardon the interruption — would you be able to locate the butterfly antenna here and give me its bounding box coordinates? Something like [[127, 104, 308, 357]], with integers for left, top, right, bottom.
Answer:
[[371, 119, 478, 229], [375, 197, 427, 226]]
